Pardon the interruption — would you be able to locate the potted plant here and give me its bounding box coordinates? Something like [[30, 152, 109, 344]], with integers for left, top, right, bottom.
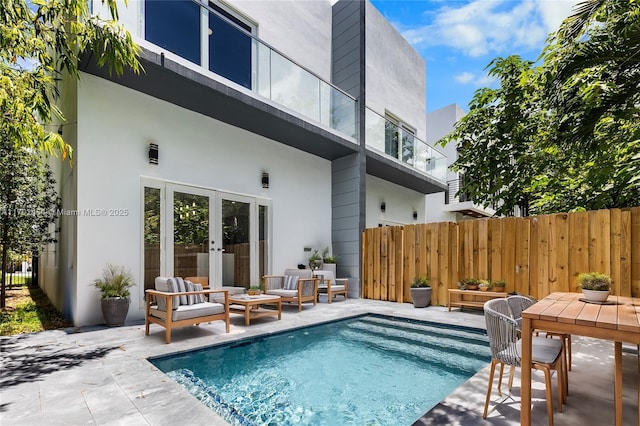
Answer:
[[577, 272, 611, 302], [460, 278, 480, 291], [308, 249, 323, 270], [248, 285, 262, 296], [478, 280, 491, 292], [321, 246, 337, 275], [492, 280, 506, 292], [410, 276, 432, 308], [92, 264, 134, 326]]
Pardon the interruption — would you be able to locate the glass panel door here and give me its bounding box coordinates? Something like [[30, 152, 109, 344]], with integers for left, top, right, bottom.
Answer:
[[167, 185, 215, 287], [143, 187, 162, 292], [220, 195, 253, 288], [159, 185, 267, 289]]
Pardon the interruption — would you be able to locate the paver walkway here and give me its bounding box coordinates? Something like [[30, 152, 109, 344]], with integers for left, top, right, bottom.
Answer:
[[1, 299, 638, 425]]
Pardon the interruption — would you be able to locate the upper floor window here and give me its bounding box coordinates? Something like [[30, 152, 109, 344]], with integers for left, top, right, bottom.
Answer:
[[145, 1, 201, 65], [384, 113, 415, 165], [145, 1, 255, 89], [208, 2, 253, 89]]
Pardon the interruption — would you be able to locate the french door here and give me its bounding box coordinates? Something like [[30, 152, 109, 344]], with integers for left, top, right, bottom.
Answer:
[[143, 181, 267, 294]]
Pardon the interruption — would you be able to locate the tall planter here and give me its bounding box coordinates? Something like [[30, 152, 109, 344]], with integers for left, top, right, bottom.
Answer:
[[100, 297, 130, 326], [323, 263, 336, 276], [410, 287, 432, 308]]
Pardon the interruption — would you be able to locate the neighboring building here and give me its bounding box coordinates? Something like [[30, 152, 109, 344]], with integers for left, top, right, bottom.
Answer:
[[40, 0, 447, 326], [425, 103, 495, 222]]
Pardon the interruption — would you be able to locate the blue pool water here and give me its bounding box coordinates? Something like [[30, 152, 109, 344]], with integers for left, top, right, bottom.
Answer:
[[150, 315, 490, 425]]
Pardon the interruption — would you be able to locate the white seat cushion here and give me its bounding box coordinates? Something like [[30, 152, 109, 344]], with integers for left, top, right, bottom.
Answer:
[[209, 286, 244, 303], [515, 339, 563, 364], [266, 289, 298, 297], [149, 302, 225, 322]]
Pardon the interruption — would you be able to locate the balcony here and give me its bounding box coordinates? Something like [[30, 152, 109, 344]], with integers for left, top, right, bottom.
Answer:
[[364, 108, 447, 194], [83, 0, 358, 160], [444, 178, 495, 218]]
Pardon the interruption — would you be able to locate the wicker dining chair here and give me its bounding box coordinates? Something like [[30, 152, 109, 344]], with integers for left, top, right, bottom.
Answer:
[[508, 295, 572, 375], [483, 298, 566, 426]]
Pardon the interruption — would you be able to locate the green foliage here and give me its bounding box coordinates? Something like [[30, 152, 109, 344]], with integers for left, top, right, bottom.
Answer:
[[0, 284, 70, 335], [478, 280, 491, 289], [577, 272, 611, 291], [492, 280, 507, 288], [321, 246, 337, 263], [440, 0, 640, 215], [1, 139, 60, 307], [458, 278, 481, 290], [1, 0, 141, 160], [411, 276, 431, 288], [308, 249, 321, 263], [92, 264, 134, 299]]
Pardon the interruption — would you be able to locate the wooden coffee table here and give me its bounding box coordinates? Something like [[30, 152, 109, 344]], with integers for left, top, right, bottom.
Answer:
[[228, 294, 282, 326]]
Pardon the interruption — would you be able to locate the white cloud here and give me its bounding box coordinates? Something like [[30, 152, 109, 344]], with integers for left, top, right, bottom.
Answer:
[[401, 0, 580, 58], [454, 72, 474, 84], [453, 71, 498, 87]]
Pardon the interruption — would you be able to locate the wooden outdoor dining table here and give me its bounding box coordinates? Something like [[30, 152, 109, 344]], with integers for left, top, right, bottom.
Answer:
[[521, 292, 640, 426]]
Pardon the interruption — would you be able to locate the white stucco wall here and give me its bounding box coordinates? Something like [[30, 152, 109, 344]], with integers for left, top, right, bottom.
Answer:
[[40, 71, 79, 320], [424, 104, 474, 223], [365, 175, 425, 228], [425, 193, 459, 223], [426, 103, 466, 183], [69, 73, 331, 326], [365, 2, 427, 140], [225, 0, 333, 81]]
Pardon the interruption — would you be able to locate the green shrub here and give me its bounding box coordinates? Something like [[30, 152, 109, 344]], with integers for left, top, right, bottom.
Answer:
[[577, 272, 611, 291], [411, 276, 431, 288]]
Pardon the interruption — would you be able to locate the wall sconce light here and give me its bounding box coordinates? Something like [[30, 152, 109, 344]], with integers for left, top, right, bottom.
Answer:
[[261, 172, 269, 188], [148, 143, 159, 165], [380, 202, 386, 213], [413, 211, 418, 220]]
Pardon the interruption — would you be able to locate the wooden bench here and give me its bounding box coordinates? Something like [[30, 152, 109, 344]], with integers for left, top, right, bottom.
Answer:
[[448, 289, 508, 311]]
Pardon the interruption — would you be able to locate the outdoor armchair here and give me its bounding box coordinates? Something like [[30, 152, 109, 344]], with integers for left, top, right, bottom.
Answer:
[[145, 277, 230, 343], [263, 268, 318, 311], [313, 270, 348, 303]]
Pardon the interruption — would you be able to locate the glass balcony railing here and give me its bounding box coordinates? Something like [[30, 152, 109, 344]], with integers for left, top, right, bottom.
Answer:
[[365, 108, 447, 182], [142, 0, 357, 140]]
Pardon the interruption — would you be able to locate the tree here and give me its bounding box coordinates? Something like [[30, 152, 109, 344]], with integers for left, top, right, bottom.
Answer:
[[441, 56, 552, 216], [0, 139, 60, 308], [543, 0, 640, 152], [1, 0, 141, 160], [440, 0, 640, 215], [1, 0, 141, 307]]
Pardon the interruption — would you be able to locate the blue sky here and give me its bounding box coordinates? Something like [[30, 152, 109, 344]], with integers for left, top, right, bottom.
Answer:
[[369, 0, 580, 112]]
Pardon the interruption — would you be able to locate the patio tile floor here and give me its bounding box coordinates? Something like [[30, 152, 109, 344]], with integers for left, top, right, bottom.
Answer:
[[1, 299, 637, 425]]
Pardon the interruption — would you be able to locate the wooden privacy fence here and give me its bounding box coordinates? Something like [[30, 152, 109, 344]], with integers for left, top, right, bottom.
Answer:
[[362, 207, 640, 306]]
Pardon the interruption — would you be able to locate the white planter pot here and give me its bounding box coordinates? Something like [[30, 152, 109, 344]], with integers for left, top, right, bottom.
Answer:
[[582, 289, 610, 303]]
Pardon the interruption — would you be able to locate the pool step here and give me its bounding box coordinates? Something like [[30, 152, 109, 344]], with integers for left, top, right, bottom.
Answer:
[[351, 316, 490, 354], [360, 315, 488, 347], [339, 327, 488, 375], [340, 318, 491, 374]]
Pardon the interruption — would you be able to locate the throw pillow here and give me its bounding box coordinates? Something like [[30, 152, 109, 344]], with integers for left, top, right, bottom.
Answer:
[[283, 275, 298, 290], [175, 277, 188, 305], [165, 278, 181, 310], [192, 283, 206, 304], [184, 281, 196, 305]]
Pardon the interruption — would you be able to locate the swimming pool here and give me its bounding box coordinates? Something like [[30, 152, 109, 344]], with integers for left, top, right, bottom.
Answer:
[[150, 315, 490, 425]]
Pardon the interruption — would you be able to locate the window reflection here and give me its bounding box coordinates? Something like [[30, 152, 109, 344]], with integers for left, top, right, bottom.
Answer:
[[145, 1, 201, 65]]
